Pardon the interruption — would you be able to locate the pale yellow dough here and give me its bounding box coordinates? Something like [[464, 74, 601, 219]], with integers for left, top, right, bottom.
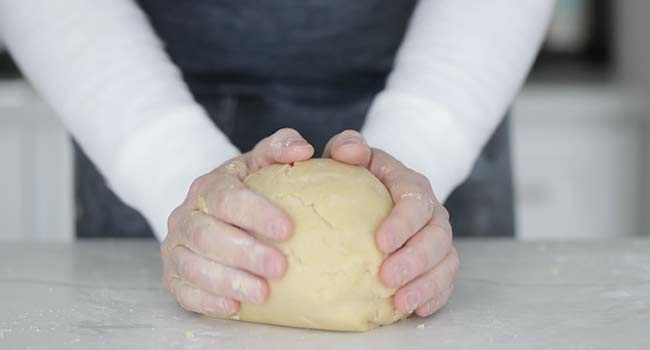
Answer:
[[233, 158, 408, 331]]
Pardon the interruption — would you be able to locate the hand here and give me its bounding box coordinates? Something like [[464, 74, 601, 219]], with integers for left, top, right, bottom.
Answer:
[[323, 130, 459, 317], [161, 128, 314, 317]]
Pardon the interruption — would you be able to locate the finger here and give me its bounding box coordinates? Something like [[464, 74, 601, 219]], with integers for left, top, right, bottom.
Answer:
[[393, 247, 460, 313], [431, 203, 451, 226], [372, 155, 436, 253], [247, 128, 314, 171], [415, 284, 455, 317], [170, 208, 287, 278], [322, 129, 371, 167], [171, 246, 269, 304], [188, 174, 292, 241], [380, 222, 453, 288], [168, 277, 239, 317]]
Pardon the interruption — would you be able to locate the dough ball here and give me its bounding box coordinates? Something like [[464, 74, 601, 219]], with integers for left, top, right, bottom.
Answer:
[[233, 158, 408, 331]]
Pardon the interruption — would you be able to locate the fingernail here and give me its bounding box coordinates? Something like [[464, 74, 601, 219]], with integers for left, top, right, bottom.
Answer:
[[286, 138, 309, 147], [338, 137, 360, 147], [405, 291, 420, 311]]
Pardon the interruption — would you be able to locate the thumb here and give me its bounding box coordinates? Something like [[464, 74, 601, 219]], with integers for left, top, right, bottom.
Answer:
[[322, 130, 371, 167], [247, 128, 314, 171]]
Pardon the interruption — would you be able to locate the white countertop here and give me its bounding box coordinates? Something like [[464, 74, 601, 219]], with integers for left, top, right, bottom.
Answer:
[[1, 239, 649, 349]]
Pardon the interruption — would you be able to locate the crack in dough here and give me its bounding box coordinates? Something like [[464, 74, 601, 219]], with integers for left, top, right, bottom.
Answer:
[[278, 193, 339, 231]]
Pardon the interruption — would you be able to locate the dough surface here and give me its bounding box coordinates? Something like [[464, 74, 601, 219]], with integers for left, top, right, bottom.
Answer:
[[234, 158, 408, 332]]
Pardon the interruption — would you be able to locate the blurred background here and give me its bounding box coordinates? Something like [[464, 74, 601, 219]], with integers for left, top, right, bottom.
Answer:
[[0, 0, 649, 241]]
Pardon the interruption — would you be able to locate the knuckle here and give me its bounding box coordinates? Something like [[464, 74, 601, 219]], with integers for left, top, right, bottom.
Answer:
[[412, 245, 431, 271], [392, 168, 411, 182], [433, 224, 453, 251], [412, 172, 430, 188], [179, 259, 200, 283], [217, 188, 249, 223], [189, 175, 208, 198], [211, 177, 246, 216], [404, 218, 421, 240], [218, 158, 248, 178], [212, 192, 229, 216], [437, 205, 450, 220], [161, 228, 182, 257], [167, 206, 183, 233], [189, 223, 210, 251], [426, 275, 443, 298], [174, 252, 190, 277], [376, 162, 394, 179], [442, 235, 454, 258], [160, 239, 170, 258], [409, 173, 434, 199]]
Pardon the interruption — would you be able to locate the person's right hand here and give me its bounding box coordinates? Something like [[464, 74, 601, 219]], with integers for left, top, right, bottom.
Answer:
[[161, 128, 314, 317]]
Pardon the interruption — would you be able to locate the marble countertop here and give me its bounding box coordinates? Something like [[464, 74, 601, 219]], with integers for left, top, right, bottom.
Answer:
[[1, 239, 649, 349]]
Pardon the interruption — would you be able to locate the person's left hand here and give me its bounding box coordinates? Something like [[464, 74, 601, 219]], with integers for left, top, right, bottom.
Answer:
[[323, 130, 459, 317]]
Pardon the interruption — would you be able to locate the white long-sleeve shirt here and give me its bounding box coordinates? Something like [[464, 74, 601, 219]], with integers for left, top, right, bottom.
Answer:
[[0, 0, 554, 241]]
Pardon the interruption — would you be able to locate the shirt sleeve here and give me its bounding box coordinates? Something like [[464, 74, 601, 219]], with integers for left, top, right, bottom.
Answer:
[[0, 0, 240, 240], [362, 0, 555, 201]]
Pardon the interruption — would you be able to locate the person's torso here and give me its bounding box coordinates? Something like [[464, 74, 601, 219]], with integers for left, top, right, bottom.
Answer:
[[136, 0, 416, 98]]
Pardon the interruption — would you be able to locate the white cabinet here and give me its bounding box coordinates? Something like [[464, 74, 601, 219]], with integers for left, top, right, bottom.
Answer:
[[512, 84, 648, 239], [0, 80, 73, 241]]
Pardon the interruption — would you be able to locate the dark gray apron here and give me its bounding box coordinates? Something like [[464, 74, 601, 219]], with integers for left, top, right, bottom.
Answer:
[[74, 0, 514, 238]]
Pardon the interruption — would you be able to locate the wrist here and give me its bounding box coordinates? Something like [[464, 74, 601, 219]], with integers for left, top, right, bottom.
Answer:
[[362, 91, 474, 202], [109, 106, 239, 240]]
